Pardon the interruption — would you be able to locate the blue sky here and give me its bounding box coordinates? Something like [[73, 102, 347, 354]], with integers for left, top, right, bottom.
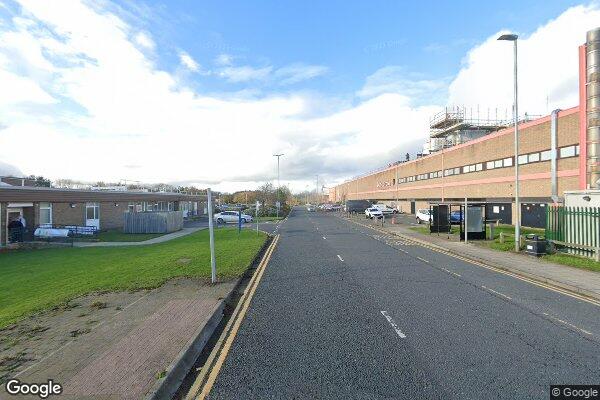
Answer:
[[116, 0, 583, 100], [0, 1, 598, 191]]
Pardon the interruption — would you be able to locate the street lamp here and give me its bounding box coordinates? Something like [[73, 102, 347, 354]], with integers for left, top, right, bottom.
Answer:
[[273, 153, 284, 218], [498, 33, 520, 252]]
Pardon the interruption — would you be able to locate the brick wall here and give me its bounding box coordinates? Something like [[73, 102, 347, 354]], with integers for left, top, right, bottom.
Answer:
[[99, 202, 125, 230], [333, 111, 581, 205], [52, 203, 85, 226]]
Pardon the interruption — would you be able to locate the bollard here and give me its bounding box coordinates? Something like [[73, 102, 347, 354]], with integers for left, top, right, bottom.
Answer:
[[489, 224, 495, 241], [499, 231, 505, 243]]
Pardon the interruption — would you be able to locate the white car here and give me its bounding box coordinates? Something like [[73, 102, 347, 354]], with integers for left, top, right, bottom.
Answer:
[[415, 209, 432, 224], [371, 204, 398, 215], [214, 211, 253, 224], [365, 207, 383, 219]]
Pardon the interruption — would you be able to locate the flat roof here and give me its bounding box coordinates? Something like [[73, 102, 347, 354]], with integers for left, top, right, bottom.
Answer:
[[0, 186, 206, 203]]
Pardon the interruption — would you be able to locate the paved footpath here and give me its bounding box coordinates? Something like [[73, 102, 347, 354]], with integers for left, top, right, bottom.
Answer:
[[347, 214, 600, 301], [2, 280, 234, 400], [203, 208, 600, 400]]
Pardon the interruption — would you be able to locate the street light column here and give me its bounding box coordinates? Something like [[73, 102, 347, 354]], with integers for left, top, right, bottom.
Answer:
[[498, 33, 520, 252], [513, 39, 521, 252]]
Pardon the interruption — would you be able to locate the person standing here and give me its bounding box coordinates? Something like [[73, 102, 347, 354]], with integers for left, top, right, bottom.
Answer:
[[8, 217, 23, 243]]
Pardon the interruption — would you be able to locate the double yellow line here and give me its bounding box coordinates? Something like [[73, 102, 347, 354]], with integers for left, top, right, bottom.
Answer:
[[345, 217, 600, 308], [186, 234, 280, 400]]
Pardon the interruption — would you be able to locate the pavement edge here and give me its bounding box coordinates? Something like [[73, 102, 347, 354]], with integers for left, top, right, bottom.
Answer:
[[145, 234, 274, 400], [341, 215, 600, 304]]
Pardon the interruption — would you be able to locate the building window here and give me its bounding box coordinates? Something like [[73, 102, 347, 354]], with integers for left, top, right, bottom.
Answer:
[[463, 166, 469, 173], [494, 160, 503, 168], [476, 163, 483, 172], [528, 153, 540, 163], [540, 150, 552, 161], [560, 145, 576, 158], [576, 145, 580, 155], [128, 202, 135, 212], [486, 161, 495, 169], [454, 167, 460, 175], [168, 202, 174, 211], [503, 157, 513, 167], [39, 202, 52, 226], [86, 202, 99, 220], [518, 155, 528, 165]]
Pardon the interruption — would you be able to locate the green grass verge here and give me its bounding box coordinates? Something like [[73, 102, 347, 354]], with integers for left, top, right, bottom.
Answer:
[[543, 252, 600, 273], [0, 228, 267, 329]]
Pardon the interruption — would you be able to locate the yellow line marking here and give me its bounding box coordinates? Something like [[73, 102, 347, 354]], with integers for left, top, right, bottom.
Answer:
[[186, 235, 280, 400], [343, 216, 600, 308]]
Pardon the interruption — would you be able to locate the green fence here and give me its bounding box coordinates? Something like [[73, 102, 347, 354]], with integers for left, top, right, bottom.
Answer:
[[546, 206, 600, 257]]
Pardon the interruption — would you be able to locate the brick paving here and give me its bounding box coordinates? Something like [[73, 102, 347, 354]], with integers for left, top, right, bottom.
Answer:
[[3, 279, 234, 400]]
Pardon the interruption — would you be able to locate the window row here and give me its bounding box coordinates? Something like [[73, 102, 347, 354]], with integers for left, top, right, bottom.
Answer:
[[393, 144, 580, 185]]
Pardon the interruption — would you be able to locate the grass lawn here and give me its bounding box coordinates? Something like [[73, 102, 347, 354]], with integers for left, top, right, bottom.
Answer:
[[0, 228, 267, 329], [94, 230, 165, 242]]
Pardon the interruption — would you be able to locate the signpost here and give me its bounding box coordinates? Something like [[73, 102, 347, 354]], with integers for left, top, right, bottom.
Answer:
[[207, 188, 216, 283], [255, 200, 260, 234]]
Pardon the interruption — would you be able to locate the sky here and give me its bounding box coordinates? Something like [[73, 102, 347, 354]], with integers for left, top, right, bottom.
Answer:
[[0, 0, 599, 192]]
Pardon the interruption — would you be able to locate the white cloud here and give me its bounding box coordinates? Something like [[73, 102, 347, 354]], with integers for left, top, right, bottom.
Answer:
[[134, 31, 155, 50], [178, 51, 199, 72], [0, 0, 596, 192], [214, 53, 233, 66], [448, 4, 600, 116], [217, 65, 273, 83], [358, 66, 448, 105], [274, 63, 328, 85]]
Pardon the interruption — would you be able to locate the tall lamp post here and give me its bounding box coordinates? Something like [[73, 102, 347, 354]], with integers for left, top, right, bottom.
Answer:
[[498, 33, 520, 252], [273, 153, 284, 218]]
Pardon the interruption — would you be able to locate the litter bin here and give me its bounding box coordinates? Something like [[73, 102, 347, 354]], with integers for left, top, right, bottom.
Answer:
[[524, 234, 547, 257]]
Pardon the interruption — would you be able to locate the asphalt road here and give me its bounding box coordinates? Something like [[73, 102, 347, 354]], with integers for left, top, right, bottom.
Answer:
[[205, 207, 600, 399]]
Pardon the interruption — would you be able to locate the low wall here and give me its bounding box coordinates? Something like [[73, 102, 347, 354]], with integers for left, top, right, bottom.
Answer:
[[123, 211, 183, 234]]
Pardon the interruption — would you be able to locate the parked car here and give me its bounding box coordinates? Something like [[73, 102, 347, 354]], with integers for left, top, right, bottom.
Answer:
[[344, 200, 372, 213], [371, 204, 398, 215], [415, 209, 432, 224], [214, 211, 253, 224], [365, 207, 383, 219], [450, 210, 464, 224]]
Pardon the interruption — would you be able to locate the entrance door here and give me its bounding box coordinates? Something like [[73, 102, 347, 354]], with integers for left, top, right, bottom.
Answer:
[[85, 202, 100, 229], [410, 201, 416, 215], [6, 208, 23, 244]]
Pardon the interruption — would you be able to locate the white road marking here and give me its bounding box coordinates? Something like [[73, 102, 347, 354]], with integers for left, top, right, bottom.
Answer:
[[380, 311, 407, 338], [323, 236, 326, 240], [543, 313, 592, 335], [451, 272, 461, 277], [337, 255, 344, 262], [481, 285, 512, 300], [398, 248, 408, 254], [416, 256, 429, 263]]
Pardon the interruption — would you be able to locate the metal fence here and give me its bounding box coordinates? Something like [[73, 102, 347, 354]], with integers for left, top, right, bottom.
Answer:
[[123, 211, 183, 234], [546, 206, 600, 258]]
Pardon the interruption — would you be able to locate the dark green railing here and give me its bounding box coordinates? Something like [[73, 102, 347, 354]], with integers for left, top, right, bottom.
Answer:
[[546, 206, 600, 257]]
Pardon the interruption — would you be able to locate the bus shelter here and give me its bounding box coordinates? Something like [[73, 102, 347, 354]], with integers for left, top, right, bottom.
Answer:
[[428, 201, 489, 241]]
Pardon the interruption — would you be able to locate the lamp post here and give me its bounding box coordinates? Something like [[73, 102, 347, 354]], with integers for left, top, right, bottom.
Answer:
[[498, 33, 520, 252], [273, 153, 284, 218]]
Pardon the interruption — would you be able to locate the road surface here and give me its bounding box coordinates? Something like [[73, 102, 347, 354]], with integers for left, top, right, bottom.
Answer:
[[203, 208, 600, 399]]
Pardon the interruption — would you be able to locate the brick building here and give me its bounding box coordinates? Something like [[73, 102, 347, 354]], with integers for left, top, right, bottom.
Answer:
[[330, 27, 600, 228], [0, 186, 207, 246]]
